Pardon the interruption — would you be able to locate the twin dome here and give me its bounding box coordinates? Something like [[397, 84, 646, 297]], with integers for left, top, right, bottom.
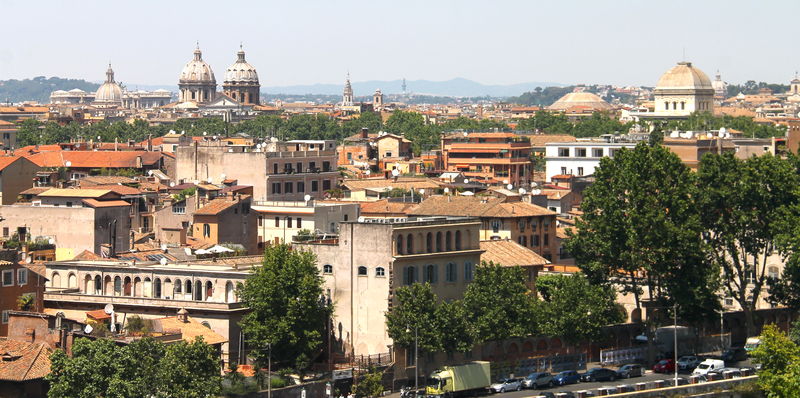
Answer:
[[178, 46, 259, 86]]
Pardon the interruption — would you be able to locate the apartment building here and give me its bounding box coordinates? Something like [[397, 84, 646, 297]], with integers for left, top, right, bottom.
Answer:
[[1, 250, 46, 336], [0, 156, 41, 205], [544, 139, 638, 181], [441, 131, 533, 187], [252, 200, 360, 245], [176, 138, 338, 202], [192, 194, 258, 254]]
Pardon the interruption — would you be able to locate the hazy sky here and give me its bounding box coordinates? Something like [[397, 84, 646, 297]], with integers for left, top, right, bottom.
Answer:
[[1, 0, 798, 88]]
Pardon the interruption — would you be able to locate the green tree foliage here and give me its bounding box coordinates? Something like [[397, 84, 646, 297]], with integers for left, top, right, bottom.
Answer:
[[462, 262, 538, 341], [536, 274, 625, 344], [0, 76, 99, 103], [508, 86, 574, 106], [697, 153, 800, 336], [385, 110, 438, 154], [726, 81, 790, 97], [237, 244, 331, 373], [47, 337, 221, 398], [341, 111, 383, 137], [514, 111, 632, 137], [435, 300, 475, 354], [351, 368, 385, 398], [664, 112, 786, 138], [385, 283, 442, 352], [565, 143, 719, 325], [750, 324, 800, 397]]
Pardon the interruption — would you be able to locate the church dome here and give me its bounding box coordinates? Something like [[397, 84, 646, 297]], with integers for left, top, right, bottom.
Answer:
[[180, 46, 216, 84], [94, 64, 123, 103], [224, 48, 259, 84], [656, 62, 713, 91], [548, 91, 612, 111]]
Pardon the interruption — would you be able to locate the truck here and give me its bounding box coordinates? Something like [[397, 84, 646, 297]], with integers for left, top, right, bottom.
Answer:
[[425, 361, 491, 397]]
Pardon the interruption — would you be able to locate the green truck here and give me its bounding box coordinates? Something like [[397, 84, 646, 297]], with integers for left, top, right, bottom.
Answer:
[[425, 361, 491, 397]]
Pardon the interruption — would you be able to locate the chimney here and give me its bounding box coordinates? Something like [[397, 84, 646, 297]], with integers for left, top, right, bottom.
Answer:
[[177, 308, 189, 323], [114, 137, 118, 151], [361, 128, 369, 139], [147, 134, 153, 151]]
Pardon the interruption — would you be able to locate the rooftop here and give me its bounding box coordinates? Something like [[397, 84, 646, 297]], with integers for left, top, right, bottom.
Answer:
[[480, 239, 549, 267], [0, 339, 52, 382], [411, 195, 556, 218]]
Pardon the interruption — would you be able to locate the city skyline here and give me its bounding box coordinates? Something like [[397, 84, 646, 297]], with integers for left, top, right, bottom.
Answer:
[[1, 0, 799, 89]]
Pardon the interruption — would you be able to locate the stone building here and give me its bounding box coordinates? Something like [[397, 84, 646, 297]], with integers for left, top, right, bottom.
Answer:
[[92, 64, 123, 108], [178, 45, 217, 104], [652, 61, 715, 117], [223, 46, 260, 105]]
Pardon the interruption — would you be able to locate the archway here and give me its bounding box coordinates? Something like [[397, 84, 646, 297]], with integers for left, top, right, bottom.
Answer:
[[225, 281, 235, 303]]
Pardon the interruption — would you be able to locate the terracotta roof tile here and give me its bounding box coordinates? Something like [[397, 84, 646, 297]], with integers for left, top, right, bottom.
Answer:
[[0, 156, 22, 171], [411, 196, 555, 218], [0, 339, 52, 381], [155, 316, 227, 345], [87, 184, 142, 195], [342, 177, 442, 192], [37, 188, 113, 198], [358, 199, 419, 215], [81, 199, 131, 208], [23, 151, 162, 168], [79, 175, 136, 185], [480, 239, 549, 267], [194, 196, 249, 216]]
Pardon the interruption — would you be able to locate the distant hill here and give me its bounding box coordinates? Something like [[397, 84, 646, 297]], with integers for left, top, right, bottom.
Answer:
[[262, 77, 564, 97], [0, 76, 100, 104]]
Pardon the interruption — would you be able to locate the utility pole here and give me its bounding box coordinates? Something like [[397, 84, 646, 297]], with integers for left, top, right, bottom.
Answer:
[[268, 342, 272, 398]]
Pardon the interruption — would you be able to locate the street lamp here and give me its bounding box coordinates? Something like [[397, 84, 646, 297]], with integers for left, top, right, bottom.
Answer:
[[406, 324, 419, 394], [267, 342, 272, 398], [673, 303, 678, 386]]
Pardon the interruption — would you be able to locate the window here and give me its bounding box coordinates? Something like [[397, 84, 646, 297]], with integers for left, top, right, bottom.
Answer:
[[323, 180, 331, 191], [455, 230, 462, 250], [114, 276, 122, 295], [446, 263, 457, 282], [681, 102, 685, 110], [2, 227, 7, 237], [544, 233, 549, 246], [561, 167, 567, 175], [297, 162, 303, 172], [575, 148, 587, 157], [66, 201, 73, 207], [298, 181, 305, 193], [203, 223, 211, 238], [406, 234, 414, 254], [323, 264, 333, 274], [464, 262, 474, 282], [558, 147, 570, 157], [17, 268, 27, 286], [1, 310, 8, 324], [592, 148, 603, 157], [424, 264, 437, 283], [577, 167, 584, 176], [274, 217, 280, 227], [404, 266, 418, 285], [396, 235, 404, 255], [312, 180, 319, 192], [533, 235, 540, 246], [273, 163, 279, 174], [287, 218, 293, 228], [258, 216, 263, 227], [491, 220, 501, 233], [173, 204, 186, 214], [665, 101, 670, 110], [518, 220, 526, 231], [323, 161, 331, 172], [271, 182, 281, 194], [358, 266, 368, 276], [285, 182, 293, 194], [522, 236, 527, 246], [296, 218, 302, 228], [2, 269, 12, 286], [376, 267, 385, 277]]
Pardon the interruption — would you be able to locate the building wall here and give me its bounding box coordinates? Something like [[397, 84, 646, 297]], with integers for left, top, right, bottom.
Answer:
[[0, 158, 38, 206], [544, 142, 637, 181], [1, 258, 45, 336], [153, 195, 199, 244], [478, 215, 557, 261]]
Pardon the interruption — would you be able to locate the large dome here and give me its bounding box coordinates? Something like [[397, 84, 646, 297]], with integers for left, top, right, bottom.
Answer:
[[180, 47, 216, 84], [656, 62, 713, 91], [224, 49, 259, 84], [548, 91, 612, 111], [94, 64, 123, 103]]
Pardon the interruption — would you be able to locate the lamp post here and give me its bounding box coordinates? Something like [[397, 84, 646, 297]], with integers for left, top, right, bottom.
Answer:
[[406, 324, 419, 394], [673, 303, 678, 386], [719, 310, 725, 352], [267, 342, 272, 398]]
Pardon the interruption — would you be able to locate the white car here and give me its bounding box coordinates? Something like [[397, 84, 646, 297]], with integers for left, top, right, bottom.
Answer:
[[490, 378, 522, 393]]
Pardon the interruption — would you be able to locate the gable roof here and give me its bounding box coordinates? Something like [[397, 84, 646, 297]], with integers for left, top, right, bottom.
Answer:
[[342, 177, 442, 192], [480, 239, 549, 267], [0, 156, 23, 172], [194, 196, 249, 216], [359, 199, 419, 216], [37, 188, 114, 199], [411, 195, 555, 218], [24, 151, 162, 169], [0, 339, 53, 381]]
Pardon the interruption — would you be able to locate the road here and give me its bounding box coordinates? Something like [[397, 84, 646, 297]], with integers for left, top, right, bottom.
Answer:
[[491, 371, 677, 397]]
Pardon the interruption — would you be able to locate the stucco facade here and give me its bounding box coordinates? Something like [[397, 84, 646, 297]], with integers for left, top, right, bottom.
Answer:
[[0, 157, 40, 205]]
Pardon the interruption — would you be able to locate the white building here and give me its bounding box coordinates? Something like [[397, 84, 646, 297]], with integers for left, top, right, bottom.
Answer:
[[252, 200, 360, 246], [544, 139, 637, 181]]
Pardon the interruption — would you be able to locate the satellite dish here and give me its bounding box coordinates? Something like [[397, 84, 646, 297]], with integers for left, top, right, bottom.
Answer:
[[418, 189, 425, 195], [531, 189, 542, 195], [365, 170, 371, 175], [160, 258, 168, 265], [507, 184, 513, 190], [104, 304, 114, 314], [220, 173, 226, 179], [169, 182, 175, 187], [463, 179, 469, 184], [444, 187, 450, 193], [207, 177, 213, 183], [203, 131, 207, 136], [97, 136, 101, 140], [519, 188, 527, 194], [503, 179, 509, 185], [48, 238, 55, 245], [304, 194, 312, 202], [148, 170, 153, 176], [64, 161, 72, 167], [25, 256, 32, 264], [391, 169, 400, 177], [84, 324, 93, 334]]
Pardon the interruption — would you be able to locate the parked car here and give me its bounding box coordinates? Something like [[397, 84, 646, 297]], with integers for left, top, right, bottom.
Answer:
[[616, 364, 644, 378], [489, 378, 522, 393], [552, 370, 580, 386], [523, 372, 554, 389], [652, 359, 675, 373], [692, 359, 726, 376], [722, 347, 748, 363], [677, 356, 702, 371], [580, 368, 618, 382]]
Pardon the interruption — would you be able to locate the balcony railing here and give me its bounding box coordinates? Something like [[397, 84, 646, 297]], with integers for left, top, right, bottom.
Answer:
[[44, 291, 244, 312]]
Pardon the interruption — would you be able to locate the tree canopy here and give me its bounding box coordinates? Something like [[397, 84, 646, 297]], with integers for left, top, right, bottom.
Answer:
[[750, 324, 800, 397], [237, 244, 331, 373], [47, 337, 221, 398]]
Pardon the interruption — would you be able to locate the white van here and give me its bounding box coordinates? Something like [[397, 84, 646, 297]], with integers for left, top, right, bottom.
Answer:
[[692, 359, 725, 376]]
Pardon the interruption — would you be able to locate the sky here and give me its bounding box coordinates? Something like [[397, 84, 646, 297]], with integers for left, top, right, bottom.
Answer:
[[1, 0, 798, 88]]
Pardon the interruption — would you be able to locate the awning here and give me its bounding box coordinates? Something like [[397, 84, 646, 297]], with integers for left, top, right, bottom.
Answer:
[[86, 309, 111, 321]]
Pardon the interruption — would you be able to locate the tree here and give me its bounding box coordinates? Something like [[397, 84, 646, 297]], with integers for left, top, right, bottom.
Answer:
[[351, 368, 385, 398], [385, 111, 437, 154], [385, 283, 442, 353], [434, 299, 475, 354], [750, 325, 800, 397], [697, 153, 800, 336], [565, 143, 719, 324], [17, 293, 34, 311], [47, 337, 220, 398], [237, 244, 332, 374], [536, 274, 625, 344], [462, 262, 537, 342]]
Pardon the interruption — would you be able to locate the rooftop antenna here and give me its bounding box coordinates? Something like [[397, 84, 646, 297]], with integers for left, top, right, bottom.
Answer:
[[402, 78, 407, 94]]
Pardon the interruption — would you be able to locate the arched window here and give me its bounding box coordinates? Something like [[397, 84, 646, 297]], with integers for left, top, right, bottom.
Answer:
[[68, 273, 77, 288], [358, 266, 368, 276], [133, 277, 142, 297], [665, 101, 670, 110], [445, 231, 452, 251], [104, 276, 112, 295], [680, 101, 685, 110], [426, 232, 433, 253], [425, 264, 437, 283], [94, 275, 102, 295], [323, 264, 333, 274], [174, 278, 182, 295], [205, 281, 213, 301], [194, 280, 202, 301], [376, 267, 385, 277], [185, 280, 192, 295], [51, 272, 61, 288], [455, 230, 462, 250], [84, 275, 92, 293], [396, 235, 404, 255], [124, 277, 132, 296], [406, 233, 413, 254], [154, 278, 162, 298], [203, 224, 211, 238], [114, 276, 122, 296], [436, 232, 443, 252], [225, 281, 235, 303]]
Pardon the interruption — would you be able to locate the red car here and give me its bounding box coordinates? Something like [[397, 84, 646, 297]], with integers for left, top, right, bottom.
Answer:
[[652, 359, 675, 373]]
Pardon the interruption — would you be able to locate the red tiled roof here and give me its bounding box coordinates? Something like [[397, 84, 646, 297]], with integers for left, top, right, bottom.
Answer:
[[480, 239, 549, 267], [0, 156, 22, 171], [81, 199, 131, 208], [0, 340, 52, 381], [194, 196, 249, 216], [24, 151, 162, 168], [359, 199, 419, 215], [86, 309, 111, 320]]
